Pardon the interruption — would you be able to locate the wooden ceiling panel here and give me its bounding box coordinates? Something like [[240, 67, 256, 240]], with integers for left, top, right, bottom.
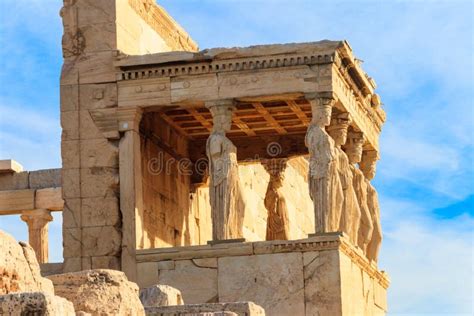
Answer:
[[158, 99, 312, 139]]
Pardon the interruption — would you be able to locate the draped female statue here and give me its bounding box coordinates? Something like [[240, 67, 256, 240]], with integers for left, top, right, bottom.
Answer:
[[327, 113, 360, 245], [305, 96, 343, 233], [206, 102, 245, 240], [345, 131, 373, 253], [263, 159, 290, 240], [360, 150, 382, 262]]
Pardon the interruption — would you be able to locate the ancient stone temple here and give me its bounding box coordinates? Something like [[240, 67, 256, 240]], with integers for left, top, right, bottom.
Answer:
[[0, 0, 389, 315]]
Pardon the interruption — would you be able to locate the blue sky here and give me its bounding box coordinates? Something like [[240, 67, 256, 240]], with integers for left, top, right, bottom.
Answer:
[[0, 0, 472, 314]]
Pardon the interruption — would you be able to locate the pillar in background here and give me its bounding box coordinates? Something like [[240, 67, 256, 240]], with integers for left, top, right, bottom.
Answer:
[[21, 209, 53, 263]]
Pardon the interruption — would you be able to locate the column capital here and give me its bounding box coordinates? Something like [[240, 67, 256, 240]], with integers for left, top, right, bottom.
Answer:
[[20, 209, 52, 263], [262, 158, 288, 177], [205, 99, 235, 110], [21, 209, 53, 228], [117, 107, 143, 132], [304, 92, 337, 104]]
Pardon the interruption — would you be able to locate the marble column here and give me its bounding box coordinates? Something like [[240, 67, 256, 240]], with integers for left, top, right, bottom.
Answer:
[[21, 209, 53, 263], [118, 107, 143, 281]]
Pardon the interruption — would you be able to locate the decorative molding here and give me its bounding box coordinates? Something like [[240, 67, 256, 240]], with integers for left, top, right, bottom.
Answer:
[[127, 0, 198, 52], [135, 234, 390, 289], [119, 52, 335, 81]]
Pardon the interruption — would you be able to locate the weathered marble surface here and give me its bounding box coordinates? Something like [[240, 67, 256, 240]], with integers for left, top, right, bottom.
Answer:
[[47, 269, 145, 316], [140, 284, 184, 307], [0, 230, 54, 295], [145, 302, 265, 316], [137, 235, 389, 316], [157, 259, 218, 304], [0, 292, 75, 316], [218, 253, 304, 316]]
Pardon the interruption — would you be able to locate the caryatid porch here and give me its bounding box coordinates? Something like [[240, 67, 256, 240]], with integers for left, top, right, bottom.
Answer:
[[90, 41, 384, 258]]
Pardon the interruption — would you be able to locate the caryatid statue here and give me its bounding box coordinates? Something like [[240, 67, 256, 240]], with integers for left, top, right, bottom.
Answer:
[[360, 150, 382, 262], [263, 159, 290, 241], [206, 100, 245, 240], [327, 113, 361, 245], [305, 96, 343, 233], [344, 130, 373, 254]]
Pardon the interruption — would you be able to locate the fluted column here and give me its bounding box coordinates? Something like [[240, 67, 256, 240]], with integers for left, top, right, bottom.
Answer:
[[21, 209, 53, 263]]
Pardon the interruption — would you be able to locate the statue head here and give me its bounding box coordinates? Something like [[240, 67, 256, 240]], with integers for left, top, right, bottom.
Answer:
[[344, 130, 365, 164], [327, 112, 352, 147], [360, 150, 379, 180], [310, 98, 333, 127], [263, 159, 287, 189], [209, 103, 234, 134]]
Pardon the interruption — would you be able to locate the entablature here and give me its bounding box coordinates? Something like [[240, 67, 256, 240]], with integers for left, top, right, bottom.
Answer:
[[114, 41, 385, 151]]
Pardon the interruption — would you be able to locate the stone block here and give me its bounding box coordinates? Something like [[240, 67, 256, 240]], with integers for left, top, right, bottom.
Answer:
[[137, 262, 159, 288], [80, 138, 119, 168], [0, 159, 23, 173], [47, 269, 144, 316], [40, 263, 63, 277], [118, 77, 171, 107], [29, 168, 61, 189], [81, 22, 116, 54], [61, 110, 79, 140], [0, 230, 54, 295], [76, 0, 116, 28], [140, 284, 184, 307], [0, 171, 29, 190], [193, 258, 218, 269], [82, 196, 120, 227], [35, 187, 64, 211], [62, 257, 81, 273], [79, 110, 104, 140], [158, 259, 218, 304], [62, 198, 81, 228], [60, 84, 79, 112], [77, 51, 118, 85], [62, 169, 80, 198], [218, 253, 304, 316], [91, 255, 121, 270], [81, 257, 92, 270], [62, 228, 82, 258], [144, 302, 265, 316], [303, 250, 342, 316], [82, 226, 121, 257], [80, 167, 119, 198], [62, 140, 80, 169], [79, 83, 118, 110], [0, 292, 75, 315], [0, 189, 35, 213]]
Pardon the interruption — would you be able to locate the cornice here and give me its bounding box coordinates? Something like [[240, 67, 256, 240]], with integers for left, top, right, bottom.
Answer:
[[118, 51, 336, 81]]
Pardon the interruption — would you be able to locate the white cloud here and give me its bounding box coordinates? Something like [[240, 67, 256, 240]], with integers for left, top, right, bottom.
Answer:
[[379, 195, 474, 314]]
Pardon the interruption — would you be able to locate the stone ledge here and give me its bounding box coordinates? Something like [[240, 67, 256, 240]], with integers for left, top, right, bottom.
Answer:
[[136, 233, 389, 289], [0, 160, 23, 173], [145, 302, 265, 316]]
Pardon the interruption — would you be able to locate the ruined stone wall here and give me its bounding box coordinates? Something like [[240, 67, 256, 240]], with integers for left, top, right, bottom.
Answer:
[[60, 0, 197, 272], [140, 114, 194, 249], [135, 235, 389, 316]]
